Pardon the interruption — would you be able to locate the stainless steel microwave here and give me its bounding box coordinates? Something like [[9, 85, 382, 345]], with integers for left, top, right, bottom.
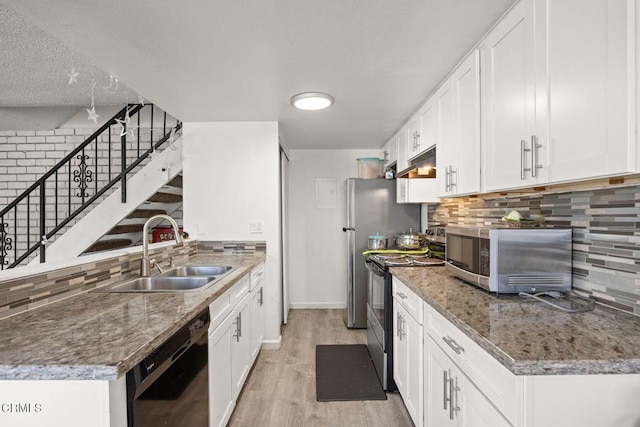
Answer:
[[445, 225, 572, 294]]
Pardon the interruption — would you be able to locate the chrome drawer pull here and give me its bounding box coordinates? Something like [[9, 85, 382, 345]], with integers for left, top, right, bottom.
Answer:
[[442, 336, 464, 355], [443, 370, 449, 410], [450, 376, 460, 420], [396, 292, 408, 300]]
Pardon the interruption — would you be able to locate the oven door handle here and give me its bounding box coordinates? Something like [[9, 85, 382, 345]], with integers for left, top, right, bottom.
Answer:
[[365, 259, 385, 276]]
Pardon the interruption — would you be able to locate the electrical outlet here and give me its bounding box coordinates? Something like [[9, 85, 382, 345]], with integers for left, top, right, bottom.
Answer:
[[250, 220, 264, 234]]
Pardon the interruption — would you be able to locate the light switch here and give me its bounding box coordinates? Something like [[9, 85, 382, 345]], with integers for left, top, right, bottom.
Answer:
[[250, 220, 264, 234]]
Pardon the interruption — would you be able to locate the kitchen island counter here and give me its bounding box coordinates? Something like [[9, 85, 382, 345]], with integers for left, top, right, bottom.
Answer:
[[0, 252, 265, 381], [391, 266, 640, 376]]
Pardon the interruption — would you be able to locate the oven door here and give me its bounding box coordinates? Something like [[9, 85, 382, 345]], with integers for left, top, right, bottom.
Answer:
[[365, 259, 386, 344]]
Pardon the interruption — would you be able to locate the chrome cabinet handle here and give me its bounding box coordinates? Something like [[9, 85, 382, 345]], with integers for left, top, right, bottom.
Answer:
[[396, 292, 407, 300], [259, 287, 264, 306], [233, 314, 241, 342], [445, 166, 450, 192], [531, 135, 542, 177], [443, 369, 451, 411], [449, 166, 456, 189], [520, 139, 531, 181], [442, 336, 464, 355], [396, 311, 401, 339], [415, 131, 420, 151], [450, 376, 460, 420]]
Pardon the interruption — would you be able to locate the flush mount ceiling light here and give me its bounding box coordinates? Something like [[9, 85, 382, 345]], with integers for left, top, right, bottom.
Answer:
[[290, 92, 334, 111]]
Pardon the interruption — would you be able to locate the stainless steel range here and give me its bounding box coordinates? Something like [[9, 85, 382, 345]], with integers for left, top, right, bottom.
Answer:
[[365, 227, 445, 391]]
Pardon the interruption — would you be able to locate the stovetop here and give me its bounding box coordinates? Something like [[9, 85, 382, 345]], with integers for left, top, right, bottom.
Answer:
[[369, 253, 444, 267]]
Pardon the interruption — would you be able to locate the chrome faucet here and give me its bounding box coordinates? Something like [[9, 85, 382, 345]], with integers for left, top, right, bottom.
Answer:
[[140, 214, 183, 277]]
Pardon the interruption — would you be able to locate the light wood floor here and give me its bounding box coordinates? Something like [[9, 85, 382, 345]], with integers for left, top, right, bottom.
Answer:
[[228, 309, 413, 427]]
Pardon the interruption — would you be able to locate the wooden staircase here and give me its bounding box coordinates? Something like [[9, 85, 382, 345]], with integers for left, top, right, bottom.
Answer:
[[84, 174, 183, 254]]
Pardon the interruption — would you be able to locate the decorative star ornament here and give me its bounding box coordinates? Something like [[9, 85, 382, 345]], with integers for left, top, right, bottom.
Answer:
[[86, 106, 100, 124], [115, 117, 128, 137], [67, 68, 79, 85]]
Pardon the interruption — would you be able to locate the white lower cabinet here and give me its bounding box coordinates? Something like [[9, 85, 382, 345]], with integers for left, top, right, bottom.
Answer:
[[209, 267, 264, 427], [425, 335, 510, 427], [208, 311, 235, 427], [393, 277, 424, 426], [230, 292, 251, 399]]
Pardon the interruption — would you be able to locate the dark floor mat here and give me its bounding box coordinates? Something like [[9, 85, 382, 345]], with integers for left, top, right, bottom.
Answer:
[[315, 344, 387, 402]]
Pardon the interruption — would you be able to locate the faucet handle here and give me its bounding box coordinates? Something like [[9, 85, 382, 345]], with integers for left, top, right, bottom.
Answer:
[[169, 257, 176, 268], [150, 259, 163, 274]]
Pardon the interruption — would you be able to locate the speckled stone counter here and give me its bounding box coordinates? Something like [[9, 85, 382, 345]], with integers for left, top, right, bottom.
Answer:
[[0, 253, 265, 381], [390, 266, 640, 376]]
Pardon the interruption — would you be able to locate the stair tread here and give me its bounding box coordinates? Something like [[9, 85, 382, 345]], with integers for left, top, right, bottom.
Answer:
[[148, 192, 183, 203], [127, 209, 167, 219], [85, 239, 133, 253], [107, 224, 144, 235], [166, 175, 183, 188]]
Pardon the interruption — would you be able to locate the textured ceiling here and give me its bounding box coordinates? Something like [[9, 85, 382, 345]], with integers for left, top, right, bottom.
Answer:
[[1, 0, 515, 147]]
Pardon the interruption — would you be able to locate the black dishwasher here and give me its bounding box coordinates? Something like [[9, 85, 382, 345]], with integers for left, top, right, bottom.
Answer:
[[126, 309, 210, 427]]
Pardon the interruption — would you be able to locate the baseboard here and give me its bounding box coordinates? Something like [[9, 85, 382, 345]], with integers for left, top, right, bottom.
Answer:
[[289, 302, 347, 309], [261, 335, 282, 350]]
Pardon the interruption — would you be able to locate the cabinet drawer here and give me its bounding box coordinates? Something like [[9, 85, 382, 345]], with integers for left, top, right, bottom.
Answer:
[[230, 274, 250, 308], [209, 288, 232, 333], [424, 302, 519, 424], [392, 277, 423, 324], [250, 263, 265, 291]]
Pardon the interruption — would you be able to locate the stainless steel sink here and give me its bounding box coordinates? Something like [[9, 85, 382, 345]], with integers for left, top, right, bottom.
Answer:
[[94, 276, 216, 293], [159, 265, 233, 277]]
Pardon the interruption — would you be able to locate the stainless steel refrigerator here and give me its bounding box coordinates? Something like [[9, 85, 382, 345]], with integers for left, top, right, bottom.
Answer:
[[342, 178, 420, 328]]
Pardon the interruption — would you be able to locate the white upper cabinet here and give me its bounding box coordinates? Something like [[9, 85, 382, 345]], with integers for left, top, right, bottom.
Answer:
[[480, 0, 542, 192], [482, 0, 635, 192], [407, 100, 437, 161], [543, 0, 634, 182], [452, 51, 481, 196], [382, 136, 398, 168], [396, 126, 410, 172]]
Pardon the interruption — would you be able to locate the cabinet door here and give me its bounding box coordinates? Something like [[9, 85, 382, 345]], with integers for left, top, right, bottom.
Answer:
[[426, 336, 510, 427], [393, 301, 407, 394], [544, 0, 634, 182], [481, 0, 539, 192], [453, 51, 480, 196], [407, 114, 422, 160], [209, 312, 235, 427], [404, 308, 424, 427], [382, 137, 398, 168], [420, 99, 437, 156], [231, 293, 251, 400], [458, 375, 511, 427], [396, 127, 410, 172], [249, 284, 264, 363], [436, 77, 456, 196], [425, 335, 457, 427]]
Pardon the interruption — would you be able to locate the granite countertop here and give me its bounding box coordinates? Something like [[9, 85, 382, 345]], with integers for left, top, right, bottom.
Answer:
[[390, 266, 640, 376], [0, 253, 265, 381]]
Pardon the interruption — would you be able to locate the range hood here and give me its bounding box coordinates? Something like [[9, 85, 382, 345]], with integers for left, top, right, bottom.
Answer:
[[397, 147, 436, 178]]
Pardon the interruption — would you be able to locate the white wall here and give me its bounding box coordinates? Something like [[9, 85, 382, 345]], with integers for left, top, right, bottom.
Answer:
[[287, 149, 380, 308], [182, 122, 282, 347]]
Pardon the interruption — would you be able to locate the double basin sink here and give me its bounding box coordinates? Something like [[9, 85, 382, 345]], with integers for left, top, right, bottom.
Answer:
[[95, 265, 235, 293]]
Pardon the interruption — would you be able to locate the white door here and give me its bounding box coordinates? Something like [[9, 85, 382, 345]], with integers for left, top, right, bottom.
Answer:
[[404, 310, 424, 427], [231, 294, 251, 399], [426, 335, 456, 427]]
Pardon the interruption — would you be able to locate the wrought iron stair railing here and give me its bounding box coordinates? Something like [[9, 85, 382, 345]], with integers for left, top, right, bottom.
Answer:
[[0, 104, 182, 269]]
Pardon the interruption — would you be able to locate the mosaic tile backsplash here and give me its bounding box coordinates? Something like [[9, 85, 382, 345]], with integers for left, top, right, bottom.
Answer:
[[0, 240, 265, 320], [429, 184, 640, 315]]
